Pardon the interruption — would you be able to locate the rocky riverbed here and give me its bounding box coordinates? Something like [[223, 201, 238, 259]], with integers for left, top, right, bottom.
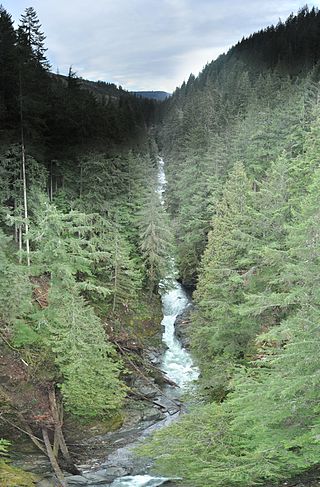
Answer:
[[12, 341, 186, 487]]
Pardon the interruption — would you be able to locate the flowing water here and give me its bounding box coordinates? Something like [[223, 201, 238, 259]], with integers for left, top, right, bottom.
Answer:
[[108, 158, 199, 487], [157, 158, 199, 388], [22, 158, 198, 486], [18, 159, 197, 486], [160, 283, 198, 388]]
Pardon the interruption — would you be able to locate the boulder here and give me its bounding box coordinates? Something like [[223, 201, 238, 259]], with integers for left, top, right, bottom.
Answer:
[[36, 479, 57, 487], [66, 475, 89, 485], [132, 377, 158, 399], [174, 305, 194, 349]]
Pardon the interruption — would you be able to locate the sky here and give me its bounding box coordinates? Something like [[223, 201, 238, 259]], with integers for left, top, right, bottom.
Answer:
[[6, 0, 320, 92]]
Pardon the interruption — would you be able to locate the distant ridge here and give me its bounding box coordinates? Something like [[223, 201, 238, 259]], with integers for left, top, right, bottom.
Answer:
[[132, 91, 170, 101]]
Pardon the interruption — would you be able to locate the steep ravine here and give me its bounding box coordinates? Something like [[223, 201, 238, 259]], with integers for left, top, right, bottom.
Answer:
[[25, 158, 199, 487], [64, 158, 199, 487]]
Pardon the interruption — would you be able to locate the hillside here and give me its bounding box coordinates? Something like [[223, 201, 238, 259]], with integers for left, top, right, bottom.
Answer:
[[2, 4, 320, 487], [52, 73, 128, 100], [140, 6, 320, 486], [0, 5, 168, 485], [133, 91, 171, 101]]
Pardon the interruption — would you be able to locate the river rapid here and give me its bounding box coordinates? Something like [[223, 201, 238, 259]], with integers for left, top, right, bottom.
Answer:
[[26, 158, 198, 487], [104, 158, 199, 487]]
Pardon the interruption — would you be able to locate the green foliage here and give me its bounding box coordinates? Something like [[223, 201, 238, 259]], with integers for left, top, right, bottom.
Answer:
[[25, 200, 130, 416], [0, 439, 10, 455], [138, 187, 174, 294], [44, 284, 126, 417], [191, 162, 257, 398], [12, 322, 41, 347], [139, 10, 320, 486], [141, 134, 320, 487], [0, 229, 32, 325], [107, 223, 142, 312], [3, 4, 320, 485], [0, 4, 164, 476]]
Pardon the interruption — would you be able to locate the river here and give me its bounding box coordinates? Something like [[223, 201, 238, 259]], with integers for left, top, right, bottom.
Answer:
[[23, 158, 198, 487], [105, 157, 198, 487]]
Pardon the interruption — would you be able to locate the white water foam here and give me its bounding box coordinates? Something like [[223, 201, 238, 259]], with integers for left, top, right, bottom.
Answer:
[[109, 157, 198, 487]]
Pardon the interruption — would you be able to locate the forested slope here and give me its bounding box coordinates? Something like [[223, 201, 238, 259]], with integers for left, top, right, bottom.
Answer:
[[0, 6, 171, 484], [141, 6, 320, 486], [2, 4, 320, 486]]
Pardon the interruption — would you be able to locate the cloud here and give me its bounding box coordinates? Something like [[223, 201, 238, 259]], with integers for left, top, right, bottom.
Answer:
[[8, 0, 319, 91]]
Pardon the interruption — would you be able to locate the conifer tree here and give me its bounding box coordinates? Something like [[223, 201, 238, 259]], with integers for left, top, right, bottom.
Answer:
[[140, 167, 320, 487], [0, 6, 18, 130], [44, 283, 126, 417], [138, 188, 173, 295], [109, 225, 141, 313], [28, 201, 127, 417], [239, 154, 293, 329], [192, 162, 257, 398], [18, 7, 50, 69], [0, 229, 31, 327]]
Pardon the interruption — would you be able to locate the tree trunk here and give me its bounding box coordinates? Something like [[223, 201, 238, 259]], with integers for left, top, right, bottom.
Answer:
[[18, 221, 22, 264], [21, 141, 30, 266], [42, 427, 67, 487], [113, 232, 119, 312], [48, 389, 70, 460], [53, 428, 60, 459], [14, 199, 18, 243], [79, 163, 83, 199], [50, 160, 53, 201], [49, 388, 80, 474], [19, 68, 30, 267]]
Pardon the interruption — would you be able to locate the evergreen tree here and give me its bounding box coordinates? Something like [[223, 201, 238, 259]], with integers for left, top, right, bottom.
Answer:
[[44, 283, 126, 417], [191, 162, 256, 399], [0, 6, 18, 131], [239, 154, 293, 331], [138, 188, 173, 295], [0, 229, 31, 327], [18, 7, 50, 69], [140, 167, 320, 487], [108, 224, 141, 313]]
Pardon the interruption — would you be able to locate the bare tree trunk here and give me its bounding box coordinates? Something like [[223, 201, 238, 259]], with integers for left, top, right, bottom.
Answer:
[[53, 428, 60, 459], [18, 216, 22, 264], [50, 160, 53, 201], [79, 163, 83, 199], [49, 388, 80, 474], [49, 389, 71, 462], [21, 142, 30, 266], [15, 413, 48, 456], [18, 168, 23, 263], [113, 232, 119, 312], [14, 199, 18, 243], [42, 427, 67, 487], [19, 69, 30, 267]]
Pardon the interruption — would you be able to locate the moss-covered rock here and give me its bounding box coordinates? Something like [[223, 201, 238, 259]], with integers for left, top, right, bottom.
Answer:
[[0, 459, 38, 487]]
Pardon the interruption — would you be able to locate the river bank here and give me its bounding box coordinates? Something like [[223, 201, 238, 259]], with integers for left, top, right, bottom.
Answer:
[[11, 157, 199, 487], [13, 282, 196, 486]]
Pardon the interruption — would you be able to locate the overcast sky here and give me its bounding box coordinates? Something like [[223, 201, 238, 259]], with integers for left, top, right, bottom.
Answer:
[[7, 1, 320, 92]]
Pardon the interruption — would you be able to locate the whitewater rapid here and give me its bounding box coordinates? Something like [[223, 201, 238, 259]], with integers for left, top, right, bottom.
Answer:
[[109, 157, 198, 487]]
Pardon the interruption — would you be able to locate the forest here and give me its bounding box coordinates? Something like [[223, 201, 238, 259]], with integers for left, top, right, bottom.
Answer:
[[1, 3, 320, 487]]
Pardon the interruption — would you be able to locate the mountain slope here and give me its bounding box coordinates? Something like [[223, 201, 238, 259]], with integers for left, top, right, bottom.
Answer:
[[141, 7, 320, 486], [133, 91, 170, 101]]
